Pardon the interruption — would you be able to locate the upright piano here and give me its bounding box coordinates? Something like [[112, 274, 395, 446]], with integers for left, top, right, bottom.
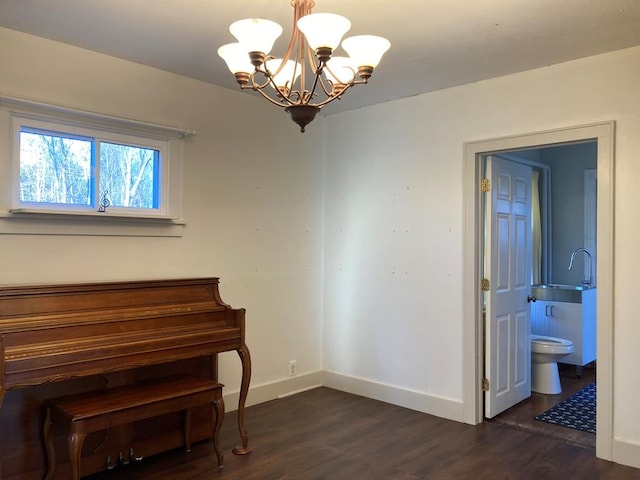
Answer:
[[0, 277, 251, 479]]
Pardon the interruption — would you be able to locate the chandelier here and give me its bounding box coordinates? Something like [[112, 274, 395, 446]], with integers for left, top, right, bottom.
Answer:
[[218, 0, 390, 133]]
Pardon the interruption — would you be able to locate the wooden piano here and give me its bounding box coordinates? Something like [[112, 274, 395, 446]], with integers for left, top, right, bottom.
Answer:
[[0, 277, 251, 479]]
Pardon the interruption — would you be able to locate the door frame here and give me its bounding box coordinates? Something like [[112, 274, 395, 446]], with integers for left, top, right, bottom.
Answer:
[[462, 122, 615, 460]]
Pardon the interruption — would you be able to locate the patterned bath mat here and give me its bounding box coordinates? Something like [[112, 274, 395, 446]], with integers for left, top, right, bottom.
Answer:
[[535, 383, 596, 433]]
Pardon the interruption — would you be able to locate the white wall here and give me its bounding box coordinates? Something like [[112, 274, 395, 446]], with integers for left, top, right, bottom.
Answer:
[[323, 46, 640, 466], [3, 24, 640, 470], [539, 142, 597, 286], [0, 27, 326, 404]]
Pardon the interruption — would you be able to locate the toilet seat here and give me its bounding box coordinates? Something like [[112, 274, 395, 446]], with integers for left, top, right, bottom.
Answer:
[[531, 334, 573, 355]]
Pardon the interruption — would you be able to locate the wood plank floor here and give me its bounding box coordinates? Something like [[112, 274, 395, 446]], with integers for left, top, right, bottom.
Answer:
[[489, 363, 597, 449], [87, 371, 640, 480]]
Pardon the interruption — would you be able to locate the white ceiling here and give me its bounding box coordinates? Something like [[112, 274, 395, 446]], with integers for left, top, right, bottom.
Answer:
[[1, 0, 639, 115]]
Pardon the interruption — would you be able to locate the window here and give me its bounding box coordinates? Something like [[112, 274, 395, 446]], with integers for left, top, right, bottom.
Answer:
[[1, 95, 193, 236], [15, 117, 168, 217]]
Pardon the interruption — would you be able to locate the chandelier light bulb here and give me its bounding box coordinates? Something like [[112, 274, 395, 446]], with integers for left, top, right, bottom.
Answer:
[[230, 18, 283, 55], [266, 58, 302, 89], [342, 35, 391, 69], [324, 56, 355, 85], [297, 13, 351, 51], [217, 43, 252, 74]]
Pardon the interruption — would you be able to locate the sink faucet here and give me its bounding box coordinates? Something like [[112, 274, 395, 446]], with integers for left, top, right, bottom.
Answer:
[[568, 248, 593, 287]]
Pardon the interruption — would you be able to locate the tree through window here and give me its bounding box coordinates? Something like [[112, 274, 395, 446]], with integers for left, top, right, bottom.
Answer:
[[18, 127, 163, 214], [19, 130, 91, 205], [99, 142, 159, 209]]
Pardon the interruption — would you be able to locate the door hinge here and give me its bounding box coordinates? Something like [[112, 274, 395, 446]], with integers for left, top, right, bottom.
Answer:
[[481, 178, 491, 192], [482, 378, 490, 391], [481, 278, 490, 291]]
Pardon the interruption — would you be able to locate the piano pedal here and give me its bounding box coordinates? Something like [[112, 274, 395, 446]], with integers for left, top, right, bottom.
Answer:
[[118, 450, 130, 466], [130, 447, 144, 463], [105, 455, 115, 470]]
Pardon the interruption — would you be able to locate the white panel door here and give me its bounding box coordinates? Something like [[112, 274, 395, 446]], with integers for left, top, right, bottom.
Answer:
[[484, 156, 532, 418]]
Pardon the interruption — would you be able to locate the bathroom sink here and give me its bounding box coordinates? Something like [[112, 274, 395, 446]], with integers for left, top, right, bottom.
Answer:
[[531, 284, 594, 303]]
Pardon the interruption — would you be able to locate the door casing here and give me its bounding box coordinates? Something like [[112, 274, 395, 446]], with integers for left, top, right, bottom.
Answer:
[[462, 122, 615, 461]]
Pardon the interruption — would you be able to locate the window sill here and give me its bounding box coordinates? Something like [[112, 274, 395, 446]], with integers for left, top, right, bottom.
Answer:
[[0, 211, 185, 237]]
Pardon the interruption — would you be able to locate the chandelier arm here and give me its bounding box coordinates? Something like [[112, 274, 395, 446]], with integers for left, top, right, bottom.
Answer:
[[316, 63, 345, 98], [252, 87, 293, 108], [289, 52, 303, 104], [311, 82, 358, 108], [247, 67, 277, 91], [248, 67, 306, 107], [256, 1, 312, 105], [295, 35, 308, 105], [244, 66, 368, 109], [317, 80, 333, 98], [271, 0, 309, 89], [299, 39, 320, 104], [287, 1, 311, 61], [294, 1, 315, 101], [315, 69, 344, 98], [266, 77, 300, 107], [315, 89, 351, 108], [304, 70, 322, 104], [257, 67, 302, 107]]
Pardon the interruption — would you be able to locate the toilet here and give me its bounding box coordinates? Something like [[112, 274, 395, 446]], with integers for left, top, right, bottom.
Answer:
[[531, 334, 574, 394]]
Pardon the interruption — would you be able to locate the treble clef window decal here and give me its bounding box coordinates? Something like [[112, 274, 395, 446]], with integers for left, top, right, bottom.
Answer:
[[98, 191, 111, 212]]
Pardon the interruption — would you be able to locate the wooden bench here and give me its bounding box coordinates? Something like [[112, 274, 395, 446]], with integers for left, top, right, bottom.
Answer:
[[43, 376, 224, 480]]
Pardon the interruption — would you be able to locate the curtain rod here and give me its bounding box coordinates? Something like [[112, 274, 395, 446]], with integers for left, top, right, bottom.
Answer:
[[0, 94, 197, 138]]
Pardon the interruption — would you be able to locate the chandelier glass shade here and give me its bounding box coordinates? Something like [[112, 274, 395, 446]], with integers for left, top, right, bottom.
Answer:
[[218, 0, 390, 132]]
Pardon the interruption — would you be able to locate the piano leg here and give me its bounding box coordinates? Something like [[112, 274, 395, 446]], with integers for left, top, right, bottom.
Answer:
[[68, 431, 87, 480], [44, 407, 56, 480], [232, 343, 252, 455], [212, 395, 225, 466]]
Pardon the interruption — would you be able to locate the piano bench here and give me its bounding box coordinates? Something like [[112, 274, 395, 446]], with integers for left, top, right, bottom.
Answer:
[[43, 376, 224, 480]]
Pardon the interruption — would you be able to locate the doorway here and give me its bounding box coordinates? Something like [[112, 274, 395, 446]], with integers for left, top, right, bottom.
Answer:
[[462, 122, 615, 461], [481, 144, 598, 448]]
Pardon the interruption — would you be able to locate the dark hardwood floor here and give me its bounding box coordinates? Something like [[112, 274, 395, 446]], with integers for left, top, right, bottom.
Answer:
[[88, 367, 640, 480], [489, 362, 597, 449]]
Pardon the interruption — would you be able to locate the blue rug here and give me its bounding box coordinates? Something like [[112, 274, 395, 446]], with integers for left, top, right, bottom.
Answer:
[[535, 383, 596, 434]]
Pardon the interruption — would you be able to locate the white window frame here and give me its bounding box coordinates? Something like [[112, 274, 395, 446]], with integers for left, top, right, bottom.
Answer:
[[0, 95, 195, 237]]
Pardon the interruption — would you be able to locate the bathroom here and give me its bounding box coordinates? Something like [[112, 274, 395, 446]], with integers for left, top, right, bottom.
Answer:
[[489, 139, 598, 439]]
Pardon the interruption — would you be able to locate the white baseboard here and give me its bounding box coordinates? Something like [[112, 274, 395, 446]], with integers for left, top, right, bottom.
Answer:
[[222, 369, 463, 422], [612, 438, 640, 469], [223, 370, 323, 412], [323, 370, 464, 422]]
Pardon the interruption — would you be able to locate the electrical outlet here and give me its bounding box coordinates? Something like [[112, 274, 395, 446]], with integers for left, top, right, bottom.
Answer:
[[288, 360, 297, 376]]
